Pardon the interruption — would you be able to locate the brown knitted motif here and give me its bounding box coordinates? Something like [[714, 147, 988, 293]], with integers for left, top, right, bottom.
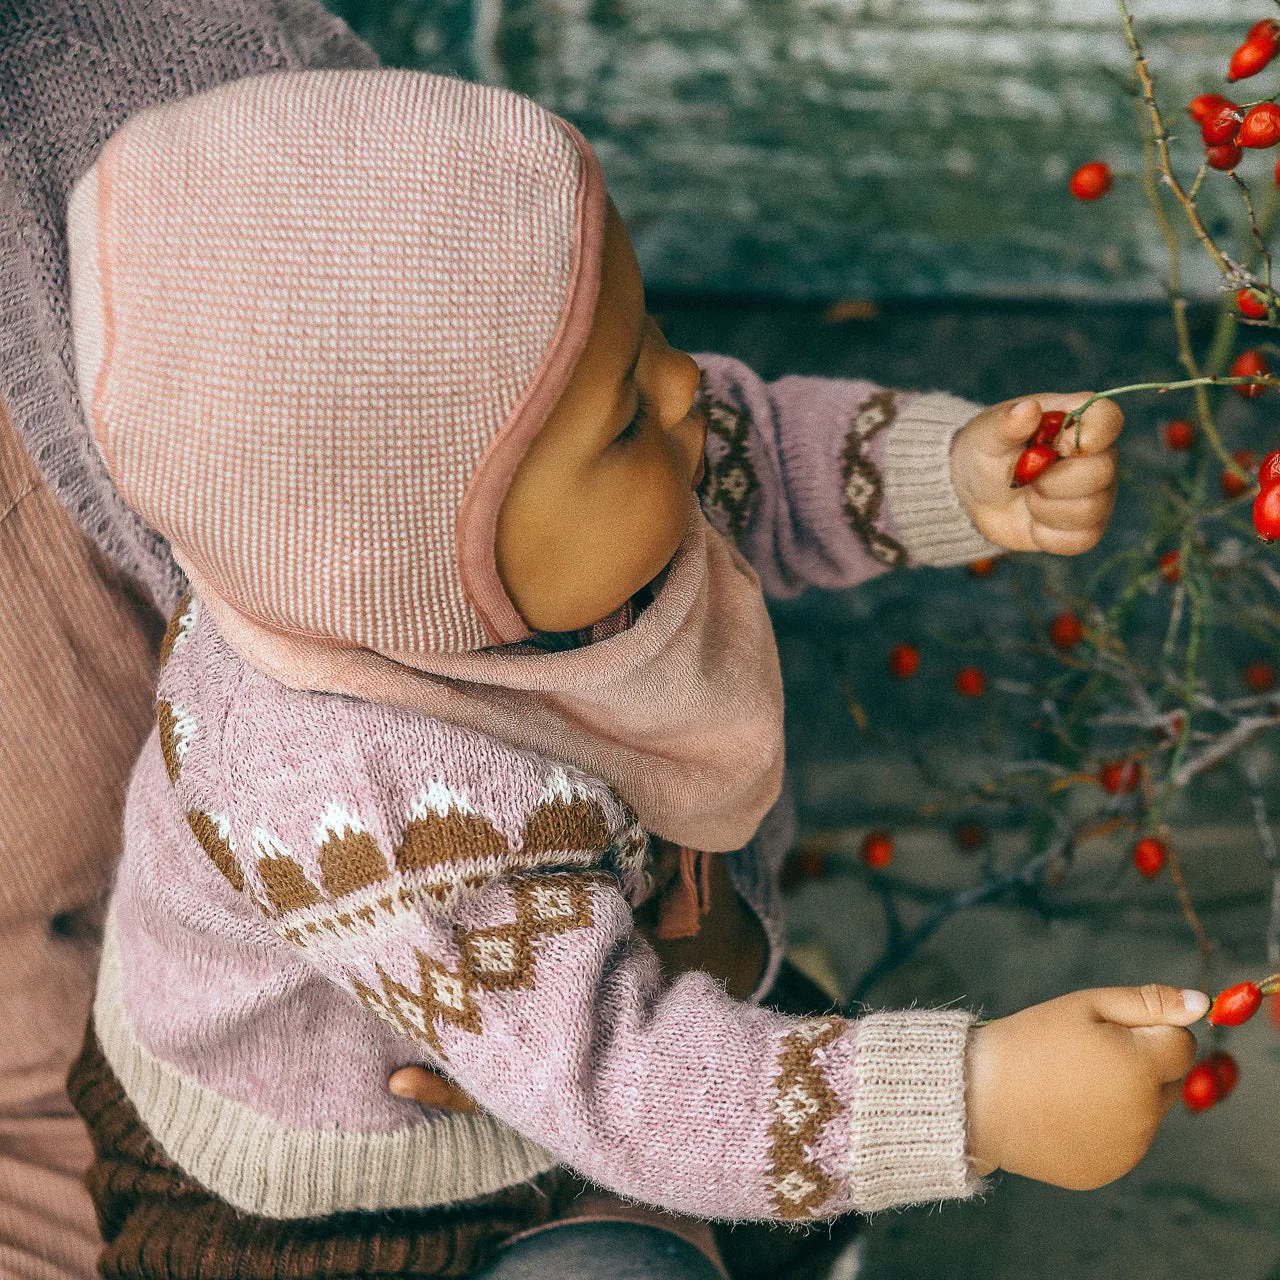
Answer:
[[67, 1022, 578, 1279], [696, 384, 758, 545], [766, 1017, 847, 1219], [351, 872, 603, 1057], [840, 390, 907, 567], [185, 810, 243, 891]]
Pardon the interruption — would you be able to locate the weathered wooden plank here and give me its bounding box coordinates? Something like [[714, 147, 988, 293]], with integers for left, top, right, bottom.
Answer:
[[327, 0, 1275, 298]]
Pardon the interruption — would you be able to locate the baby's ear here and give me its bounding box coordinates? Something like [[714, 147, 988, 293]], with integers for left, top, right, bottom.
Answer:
[[66, 162, 108, 455]]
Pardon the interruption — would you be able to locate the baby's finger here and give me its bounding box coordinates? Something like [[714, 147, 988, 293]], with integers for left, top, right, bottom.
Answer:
[[1131, 1024, 1199, 1085], [994, 398, 1045, 448], [1034, 450, 1118, 501], [1027, 490, 1116, 534], [1089, 984, 1210, 1029], [1059, 398, 1123, 457]]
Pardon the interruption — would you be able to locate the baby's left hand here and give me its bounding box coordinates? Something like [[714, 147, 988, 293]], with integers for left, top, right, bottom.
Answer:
[[950, 394, 1123, 555]]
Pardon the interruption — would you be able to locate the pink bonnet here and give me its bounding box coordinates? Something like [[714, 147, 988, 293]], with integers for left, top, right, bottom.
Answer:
[[67, 69, 607, 651]]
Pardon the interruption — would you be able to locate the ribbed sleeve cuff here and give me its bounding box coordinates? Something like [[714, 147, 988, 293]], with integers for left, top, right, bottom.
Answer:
[[882, 392, 1001, 567], [846, 1009, 984, 1213]]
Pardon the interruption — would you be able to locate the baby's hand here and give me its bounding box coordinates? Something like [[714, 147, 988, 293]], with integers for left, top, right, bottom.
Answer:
[[966, 984, 1206, 1190], [950, 395, 1124, 555]]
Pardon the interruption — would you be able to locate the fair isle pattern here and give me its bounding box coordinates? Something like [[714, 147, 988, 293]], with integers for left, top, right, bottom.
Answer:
[[349, 872, 603, 1057], [696, 382, 759, 545], [840, 391, 907, 568], [766, 1017, 847, 1219], [185, 809, 243, 892], [155, 698, 196, 784], [158, 591, 198, 668]]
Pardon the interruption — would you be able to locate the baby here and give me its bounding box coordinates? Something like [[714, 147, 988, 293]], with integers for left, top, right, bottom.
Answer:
[[64, 68, 1205, 1278]]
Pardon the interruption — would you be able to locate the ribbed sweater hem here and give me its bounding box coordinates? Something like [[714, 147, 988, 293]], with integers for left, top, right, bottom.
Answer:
[[93, 908, 559, 1219], [881, 391, 1001, 567]]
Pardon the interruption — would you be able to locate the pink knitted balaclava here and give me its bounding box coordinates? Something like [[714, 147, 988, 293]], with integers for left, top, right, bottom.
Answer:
[[68, 70, 784, 852]]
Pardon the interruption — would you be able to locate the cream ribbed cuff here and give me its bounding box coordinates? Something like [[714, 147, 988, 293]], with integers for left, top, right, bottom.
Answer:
[[846, 1009, 983, 1213], [882, 391, 1001, 567]]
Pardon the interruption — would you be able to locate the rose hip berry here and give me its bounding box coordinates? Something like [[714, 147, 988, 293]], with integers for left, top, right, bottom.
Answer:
[[1188, 93, 1233, 123], [1232, 349, 1270, 396], [1240, 102, 1280, 148], [1237, 288, 1269, 319], [1049, 611, 1084, 648], [1158, 550, 1182, 583], [1209, 981, 1263, 1026], [955, 822, 986, 852], [1030, 409, 1067, 446], [1206, 143, 1245, 171], [1132, 836, 1168, 879], [1245, 660, 1276, 691], [1253, 483, 1280, 540], [1221, 449, 1257, 498], [1012, 443, 1059, 488], [1202, 103, 1243, 145], [1069, 162, 1112, 201], [889, 642, 920, 679], [860, 831, 894, 869], [1229, 34, 1279, 82], [1209, 1050, 1240, 1099], [1259, 450, 1280, 487], [1099, 758, 1140, 794], [954, 666, 985, 698], [1163, 418, 1195, 450], [968, 557, 999, 577], [1183, 1060, 1221, 1112]]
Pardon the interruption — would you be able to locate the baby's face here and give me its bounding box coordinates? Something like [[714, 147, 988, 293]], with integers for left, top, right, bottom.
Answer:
[[495, 204, 706, 634]]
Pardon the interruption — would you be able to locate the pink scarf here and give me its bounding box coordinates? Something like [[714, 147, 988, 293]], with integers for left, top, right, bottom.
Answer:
[[68, 69, 784, 852]]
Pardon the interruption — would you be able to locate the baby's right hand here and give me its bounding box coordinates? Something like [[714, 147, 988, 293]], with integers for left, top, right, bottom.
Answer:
[[966, 984, 1207, 1190]]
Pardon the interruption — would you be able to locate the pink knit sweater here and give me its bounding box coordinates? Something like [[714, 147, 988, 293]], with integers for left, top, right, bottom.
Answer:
[[94, 356, 995, 1224]]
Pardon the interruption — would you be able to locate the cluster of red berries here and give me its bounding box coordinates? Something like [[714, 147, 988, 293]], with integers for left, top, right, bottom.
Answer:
[[1011, 409, 1066, 488], [1183, 1051, 1240, 1112], [1252, 448, 1280, 539], [1069, 19, 1280, 202]]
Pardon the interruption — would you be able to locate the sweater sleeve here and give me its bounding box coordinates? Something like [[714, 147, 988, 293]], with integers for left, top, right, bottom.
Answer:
[[693, 353, 1000, 597], [154, 603, 984, 1223]]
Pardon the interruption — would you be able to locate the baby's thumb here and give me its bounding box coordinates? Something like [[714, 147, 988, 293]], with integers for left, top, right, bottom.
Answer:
[[994, 398, 1043, 448], [1089, 984, 1210, 1029]]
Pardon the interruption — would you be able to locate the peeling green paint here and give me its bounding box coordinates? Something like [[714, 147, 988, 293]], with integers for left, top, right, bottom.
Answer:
[[325, 0, 1271, 298]]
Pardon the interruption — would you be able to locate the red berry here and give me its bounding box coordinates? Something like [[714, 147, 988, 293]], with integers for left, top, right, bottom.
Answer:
[[1049, 611, 1084, 648], [1237, 287, 1270, 319], [1132, 836, 1168, 879], [1012, 443, 1059, 488], [1099, 758, 1141, 794], [1229, 37, 1278, 82], [860, 831, 894, 869], [1209, 1050, 1240, 1099], [1069, 161, 1112, 201], [1030, 409, 1067, 446], [1163, 418, 1195, 450], [968, 557, 999, 577], [1275, 153, 1280, 186], [1158, 549, 1182, 583], [1240, 102, 1280, 148], [1188, 93, 1233, 123], [1202, 104, 1242, 145], [888, 642, 920, 679], [1209, 980, 1264, 1026], [1221, 449, 1257, 498], [1253, 483, 1280, 540], [1206, 143, 1245, 171], [1248, 19, 1280, 44], [1232, 349, 1270, 397], [954, 822, 986, 852], [1182, 1060, 1221, 1112], [1245, 660, 1276, 691], [1269, 991, 1280, 1033], [1259, 449, 1280, 486], [954, 666, 985, 698]]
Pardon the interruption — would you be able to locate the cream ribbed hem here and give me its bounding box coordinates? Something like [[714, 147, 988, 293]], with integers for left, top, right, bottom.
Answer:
[[94, 908, 558, 1219], [882, 391, 1001, 567], [846, 1009, 983, 1213]]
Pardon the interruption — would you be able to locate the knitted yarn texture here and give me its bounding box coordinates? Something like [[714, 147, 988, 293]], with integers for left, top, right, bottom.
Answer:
[[0, 0, 376, 618]]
